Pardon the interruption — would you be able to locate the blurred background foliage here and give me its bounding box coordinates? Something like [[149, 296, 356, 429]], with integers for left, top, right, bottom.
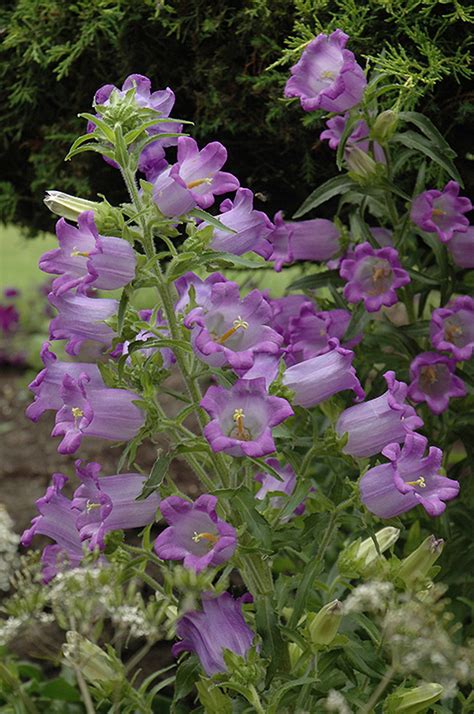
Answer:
[[1, 0, 473, 234]]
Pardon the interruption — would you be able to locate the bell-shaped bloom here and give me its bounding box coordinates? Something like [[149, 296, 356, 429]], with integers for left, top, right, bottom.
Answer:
[[285, 305, 360, 365], [238, 351, 281, 388], [174, 271, 228, 313], [201, 378, 294, 458], [336, 371, 423, 458], [26, 342, 104, 422], [152, 170, 197, 218], [154, 495, 236, 573], [320, 114, 385, 163], [448, 227, 474, 269], [408, 352, 466, 415], [49, 292, 117, 356], [284, 30, 367, 113], [184, 281, 282, 372], [270, 295, 317, 345], [21, 474, 85, 583], [51, 373, 145, 454], [430, 295, 474, 361], [370, 226, 393, 248], [121, 309, 175, 368], [340, 242, 410, 312], [360, 433, 459, 518], [0, 304, 19, 334], [283, 340, 364, 407], [268, 211, 341, 271], [410, 181, 472, 243], [137, 141, 168, 182], [172, 592, 255, 676], [71, 461, 159, 550], [39, 212, 136, 296], [201, 188, 274, 258], [255, 459, 306, 517]]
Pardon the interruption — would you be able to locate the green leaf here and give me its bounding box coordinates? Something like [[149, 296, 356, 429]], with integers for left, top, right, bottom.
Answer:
[[78, 112, 115, 143], [172, 657, 200, 710], [209, 252, 268, 269], [288, 270, 343, 291], [65, 142, 117, 162], [137, 455, 170, 500], [398, 111, 456, 158], [189, 208, 236, 233], [40, 678, 81, 702], [233, 489, 272, 549], [406, 268, 440, 286], [293, 176, 357, 218], [117, 290, 130, 335], [392, 131, 462, 185]]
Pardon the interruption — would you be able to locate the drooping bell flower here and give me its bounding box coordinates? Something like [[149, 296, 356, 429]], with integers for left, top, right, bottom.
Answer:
[[284, 30, 367, 113], [283, 340, 365, 407], [174, 271, 228, 313], [121, 309, 175, 368], [410, 181, 472, 243], [72, 461, 160, 550], [238, 351, 281, 388], [448, 227, 474, 269], [320, 114, 385, 163], [270, 295, 317, 345], [268, 211, 341, 272], [137, 141, 168, 182], [408, 352, 466, 415], [359, 433, 459, 518], [285, 305, 357, 365], [255, 459, 306, 517], [172, 592, 255, 676], [317, 308, 363, 349], [49, 291, 117, 356], [26, 342, 104, 422], [51, 373, 145, 454], [39, 212, 136, 295], [200, 188, 274, 258], [339, 242, 410, 312], [336, 371, 423, 458], [369, 226, 393, 248], [430, 295, 474, 361], [184, 281, 282, 372], [201, 378, 294, 458], [154, 495, 236, 573]]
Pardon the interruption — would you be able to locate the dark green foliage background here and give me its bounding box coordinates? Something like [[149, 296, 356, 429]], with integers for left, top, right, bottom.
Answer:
[[1, 0, 473, 234]]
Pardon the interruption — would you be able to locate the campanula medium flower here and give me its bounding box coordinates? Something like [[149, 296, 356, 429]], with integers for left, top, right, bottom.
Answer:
[[201, 378, 294, 458], [72, 461, 160, 550], [137, 141, 168, 182], [285, 304, 360, 365], [184, 281, 282, 372], [336, 371, 424, 458], [359, 433, 460, 518], [174, 271, 228, 313], [121, 309, 175, 369], [270, 295, 317, 345], [200, 188, 274, 258], [268, 211, 341, 272], [408, 352, 466, 415], [339, 242, 410, 312], [49, 291, 117, 356], [284, 30, 367, 113], [430, 295, 474, 361], [255, 458, 306, 517], [39, 212, 136, 296], [410, 181, 472, 243], [172, 592, 255, 676], [320, 114, 385, 163], [51, 373, 145, 454], [448, 226, 474, 269], [154, 495, 236, 573], [283, 340, 365, 407]]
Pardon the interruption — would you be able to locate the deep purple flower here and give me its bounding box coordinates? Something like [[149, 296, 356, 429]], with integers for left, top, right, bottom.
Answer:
[[39, 212, 136, 296], [408, 352, 466, 415], [370, 226, 393, 248], [255, 458, 306, 517], [3, 288, 19, 298], [360, 433, 459, 518], [26, 342, 104, 422], [239, 351, 281, 388], [283, 340, 365, 407], [336, 371, 423, 458], [184, 281, 282, 372], [201, 378, 294, 458], [285, 304, 359, 365], [340, 242, 410, 312], [154, 495, 236, 573], [174, 271, 228, 313], [270, 295, 317, 345], [430, 295, 474, 361], [448, 227, 474, 269], [200, 188, 274, 258], [172, 592, 255, 676], [51, 373, 145, 454], [410, 181, 472, 243], [268, 211, 341, 271], [71, 461, 160, 550], [0, 304, 19, 334], [284, 30, 367, 113], [137, 141, 168, 182], [49, 291, 117, 356], [320, 114, 385, 163]]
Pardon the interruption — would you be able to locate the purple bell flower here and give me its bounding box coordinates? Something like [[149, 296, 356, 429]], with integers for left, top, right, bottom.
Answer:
[[71, 461, 160, 550], [255, 458, 306, 517], [370, 226, 393, 248], [172, 592, 255, 676], [121, 309, 175, 368], [270, 295, 317, 345], [154, 495, 236, 573], [336, 371, 424, 458], [184, 281, 282, 372], [39, 212, 136, 296], [340, 242, 410, 312], [283, 340, 365, 407], [320, 114, 385, 163], [284, 29, 367, 113], [174, 271, 228, 313], [51, 373, 144, 454], [238, 351, 281, 388], [360, 433, 460, 518], [201, 378, 294, 458], [448, 226, 474, 269], [0, 304, 19, 334], [268, 211, 341, 271], [49, 291, 117, 356], [430, 295, 474, 361], [408, 352, 466, 415], [410, 181, 472, 243], [152, 169, 197, 218], [137, 141, 168, 181], [285, 304, 359, 365], [201, 188, 274, 258]]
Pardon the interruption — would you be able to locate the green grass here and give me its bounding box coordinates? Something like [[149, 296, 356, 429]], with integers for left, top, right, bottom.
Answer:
[[0, 225, 56, 291]]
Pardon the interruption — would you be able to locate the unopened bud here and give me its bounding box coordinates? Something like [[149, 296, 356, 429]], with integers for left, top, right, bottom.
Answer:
[[357, 527, 400, 573], [307, 599, 343, 646], [62, 631, 122, 683], [288, 642, 304, 671], [346, 147, 378, 183], [44, 191, 100, 221], [398, 535, 444, 589], [371, 109, 398, 144], [383, 683, 443, 713]]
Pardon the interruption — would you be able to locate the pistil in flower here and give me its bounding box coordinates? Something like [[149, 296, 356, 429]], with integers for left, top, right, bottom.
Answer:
[[71, 406, 84, 427], [70, 248, 91, 257], [215, 316, 249, 345], [405, 476, 427, 489], [192, 531, 219, 545], [444, 322, 463, 343], [186, 177, 213, 189], [368, 263, 392, 295], [231, 408, 251, 441]]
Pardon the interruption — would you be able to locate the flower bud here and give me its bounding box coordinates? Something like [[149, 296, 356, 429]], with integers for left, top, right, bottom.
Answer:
[[62, 631, 122, 683], [307, 599, 343, 646], [371, 110, 398, 144], [346, 147, 378, 183], [288, 642, 304, 672], [383, 683, 443, 713], [398, 535, 444, 589], [44, 191, 100, 221], [357, 527, 400, 572]]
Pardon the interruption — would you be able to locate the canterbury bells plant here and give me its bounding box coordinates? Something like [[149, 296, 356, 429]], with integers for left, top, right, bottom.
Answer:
[[6, 33, 473, 712]]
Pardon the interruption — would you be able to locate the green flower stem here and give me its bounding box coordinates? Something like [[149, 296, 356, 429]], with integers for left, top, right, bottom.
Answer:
[[247, 685, 266, 714], [360, 665, 397, 714]]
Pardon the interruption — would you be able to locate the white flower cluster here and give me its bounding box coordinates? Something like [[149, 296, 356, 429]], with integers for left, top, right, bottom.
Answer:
[[343, 581, 393, 614], [111, 605, 155, 639], [0, 615, 26, 646], [325, 689, 352, 713], [0, 504, 20, 591]]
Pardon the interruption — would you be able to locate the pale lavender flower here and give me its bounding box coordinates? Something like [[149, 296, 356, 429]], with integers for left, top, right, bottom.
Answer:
[[255, 458, 306, 517], [268, 211, 341, 272], [410, 181, 472, 243], [320, 114, 385, 162], [121, 309, 175, 368], [430, 295, 474, 361], [270, 295, 317, 345], [448, 227, 474, 268], [408, 352, 466, 415], [174, 271, 228, 313], [49, 292, 117, 356], [285, 305, 360, 365]]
